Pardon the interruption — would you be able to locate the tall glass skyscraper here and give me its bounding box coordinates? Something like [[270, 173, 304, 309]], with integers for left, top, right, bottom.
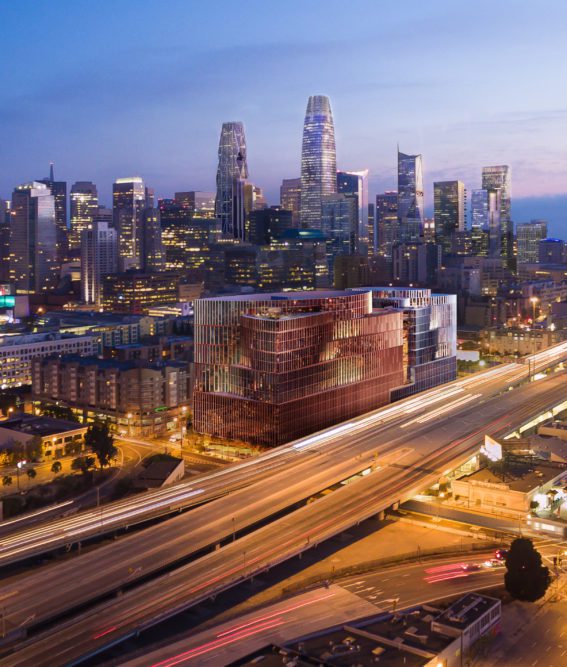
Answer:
[[215, 122, 248, 239], [70, 181, 98, 251], [337, 169, 369, 254], [433, 180, 465, 256], [376, 191, 398, 261], [482, 165, 512, 266], [113, 176, 146, 271], [517, 220, 548, 264], [300, 95, 336, 228], [397, 150, 424, 243]]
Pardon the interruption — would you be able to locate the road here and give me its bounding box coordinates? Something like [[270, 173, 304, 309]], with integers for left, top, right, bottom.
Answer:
[[4, 367, 567, 666], [0, 342, 564, 567], [121, 553, 505, 667]]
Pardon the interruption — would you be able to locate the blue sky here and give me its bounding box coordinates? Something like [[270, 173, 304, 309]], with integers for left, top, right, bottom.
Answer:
[[1, 0, 567, 233]]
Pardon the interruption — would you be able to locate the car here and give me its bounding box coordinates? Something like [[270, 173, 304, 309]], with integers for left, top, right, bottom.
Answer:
[[461, 563, 481, 572], [495, 548, 509, 561]]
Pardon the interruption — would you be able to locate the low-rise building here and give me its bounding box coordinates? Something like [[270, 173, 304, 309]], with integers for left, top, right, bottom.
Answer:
[[101, 271, 182, 313], [0, 332, 97, 389], [32, 355, 190, 437], [0, 413, 87, 462]]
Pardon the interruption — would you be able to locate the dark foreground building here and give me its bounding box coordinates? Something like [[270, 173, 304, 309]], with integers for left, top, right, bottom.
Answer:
[[193, 290, 405, 446]]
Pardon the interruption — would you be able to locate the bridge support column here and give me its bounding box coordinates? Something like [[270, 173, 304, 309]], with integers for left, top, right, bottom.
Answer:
[[392, 502, 399, 511], [376, 510, 385, 521]]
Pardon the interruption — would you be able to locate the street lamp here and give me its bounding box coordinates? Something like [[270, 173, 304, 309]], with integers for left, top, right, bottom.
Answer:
[[127, 413, 133, 437], [16, 460, 27, 492], [530, 296, 539, 325]]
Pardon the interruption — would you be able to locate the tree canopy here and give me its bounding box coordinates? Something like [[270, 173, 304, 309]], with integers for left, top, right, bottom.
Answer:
[[505, 537, 551, 601], [41, 404, 79, 423], [85, 422, 117, 469]]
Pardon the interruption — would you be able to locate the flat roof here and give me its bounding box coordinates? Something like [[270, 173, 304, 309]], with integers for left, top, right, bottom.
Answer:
[[201, 290, 368, 302], [435, 593, 499, 630], [0, 413, 85, 438], [459, 461, 567, 492]]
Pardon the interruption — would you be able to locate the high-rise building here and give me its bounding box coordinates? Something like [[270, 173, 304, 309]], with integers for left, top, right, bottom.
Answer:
[[300, 95, 336, 228], [174, 191, 216, 218], [337, 169, 369, 254], [392, 242, 441, 286], [193, 290, 404, 446], [113, 177, 146, 271], [517, 220, 548, 264], [376, 191, 398, 260], [38, 163, 68, 262], [353, 286, 457, 400], [81, 221, 118, 306], [95, 205, 113, 225], [69, 181, 98, 251], [321, 193, 358, 276], [140, 208, 165, 272], [247, 207, 293, 245], [215, 122, 248, 239], [470, 188, 489, 255], [397, 150, 424, 243], [280, 178, 301, 226], [367, 203, 375, 255], [9, 182, 58, 293], [433, 180, 466, 255], [538, 238, 565, 265], [482, 165, 512, 266]]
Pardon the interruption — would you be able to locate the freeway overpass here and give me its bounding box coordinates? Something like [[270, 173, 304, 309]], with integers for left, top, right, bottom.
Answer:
[[0, 340, 566, 569], [3, 346, 567, 664]]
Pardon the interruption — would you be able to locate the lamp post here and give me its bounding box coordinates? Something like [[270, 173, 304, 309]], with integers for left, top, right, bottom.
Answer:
[[127, 412, 133, 437], [16, 460, 26, 492], [530, 296, 539, 325]]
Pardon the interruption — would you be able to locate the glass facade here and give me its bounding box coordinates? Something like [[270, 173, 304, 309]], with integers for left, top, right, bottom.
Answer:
[[215, 122, 248, 239], [300, 96, 337, 228], [397, 151, 424, 243], [433, 180, 466, 256], [376, 191, 398, 261], [353, 286, 457, 400], [517, 221, 547, 264], [113, 177, 146, 271], [193, 291, 404, 446], [70, 181, 98, 251], [482, 165, 512, 267], [337, 170, 369, 254]]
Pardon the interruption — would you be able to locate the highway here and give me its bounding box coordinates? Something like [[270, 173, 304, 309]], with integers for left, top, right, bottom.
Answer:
[[4, 359, 567, 666], [0, 340, 565, 569]]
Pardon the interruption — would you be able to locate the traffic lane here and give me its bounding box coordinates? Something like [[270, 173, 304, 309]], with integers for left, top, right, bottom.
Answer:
[[122, 585, 379, 667], [2, 370, 564, 648], [2, 372, 564, 634], [3, 437, 514, 666]]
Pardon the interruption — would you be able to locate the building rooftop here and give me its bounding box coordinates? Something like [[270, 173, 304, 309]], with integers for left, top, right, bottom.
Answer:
[[0, 331, 95, 347], [0, 413, 84, 438], [136, 457, 184, 488], [202, 290, 368, 302], [459, 461, 567, 492], [434, 593, 499, 631]]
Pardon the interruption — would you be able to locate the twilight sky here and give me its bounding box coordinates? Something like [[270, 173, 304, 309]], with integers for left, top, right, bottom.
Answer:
[[2, 0, 567, 233]]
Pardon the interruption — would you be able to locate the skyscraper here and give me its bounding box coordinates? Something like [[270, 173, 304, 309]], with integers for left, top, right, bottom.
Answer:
[[215, 122, 248, 239], [470, 189, 489, 255], [280, 178, 301, 226], [81, 221, 118, 306], [174, 191, 216, 217], [376, 191, 398, 261], [113, 177, 146, 271], [397, 150, 424, 243], [321, 193, 358, 277], [69, 181, 98, 251], [140, 208, 165, 272], [517, 220, 548, 264], [9, 182, 58, 293], [38, 163, 68, 262], [300, 95, 336, 228], [337, 170, 369, 254], [482, 165, 512, 265], [433, 180, 466, 256]]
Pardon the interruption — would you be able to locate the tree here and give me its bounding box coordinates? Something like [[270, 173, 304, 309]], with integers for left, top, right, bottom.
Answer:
[[26, 468, 37, 480], [41, 404, 79, 423], [2, 475, 12, 486], [51, 461, 62, 474], [71, 455, 96, 476], [85, 422, 117, 469], [505, 537, 551, 601]]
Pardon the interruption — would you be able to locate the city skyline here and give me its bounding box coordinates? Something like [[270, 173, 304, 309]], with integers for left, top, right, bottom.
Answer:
[[2, 1, 567, 233]]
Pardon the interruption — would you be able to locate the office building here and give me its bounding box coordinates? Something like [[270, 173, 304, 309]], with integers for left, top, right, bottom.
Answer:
[[517, 220, 548, 264], [367, 202, 375, 255], [174, 191, 215, 217], [113, 177, 146, 271], [101, 271, 181, 313], [69, 181, 98, 251], [337, 169, 369, 254], [0, 331, 97, 389], [375, 191, 398, 260], [38, 163, 68, 262], [482, 165, 512, 266], [140, 207, 165, 272], [355, 286, 457, 400], [321, 193, 358, 279], [32, 355, 190, 437], [470, 188, 489, 255], [434, 180, 465, 255], [193, 290, 405, 446], [392, 242, 441, 286], [280, 177, 301, 226], [215, 122, 248, 238], [81, 221, 118, 306], [539, 238, 565, 265], [159, 200, 211, 272], [9, 182, 58, 293], [95, 205, 113, 225], [300, 95, 336, 228], [246, 207, 292, 245], [398, 150, 424, 243]]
